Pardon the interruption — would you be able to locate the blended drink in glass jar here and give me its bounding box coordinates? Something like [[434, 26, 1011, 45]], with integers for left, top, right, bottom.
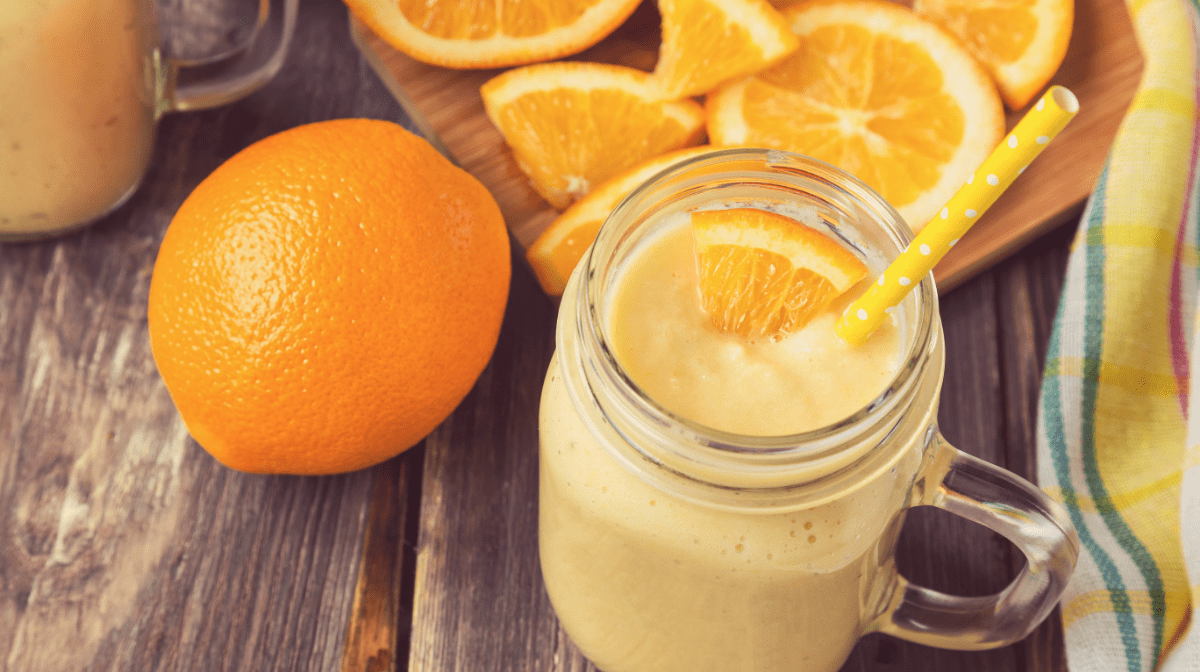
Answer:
[[0, 0, 157, 238], [538, 149, 1077, 672], [0, 0, 298, 240], [540, 207, 924, 672]]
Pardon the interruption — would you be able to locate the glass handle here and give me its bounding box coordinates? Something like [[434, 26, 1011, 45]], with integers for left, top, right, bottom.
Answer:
[[875, 434, 1080, 650], [161, 0, 299, 114]]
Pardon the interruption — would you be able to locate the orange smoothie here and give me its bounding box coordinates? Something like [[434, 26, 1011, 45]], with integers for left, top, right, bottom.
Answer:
[[539, 212, 938, 672], [0, 0, 156, 237]]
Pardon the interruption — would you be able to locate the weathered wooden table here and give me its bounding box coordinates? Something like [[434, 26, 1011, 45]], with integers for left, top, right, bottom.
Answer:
[[0, 0, 1076, 669]]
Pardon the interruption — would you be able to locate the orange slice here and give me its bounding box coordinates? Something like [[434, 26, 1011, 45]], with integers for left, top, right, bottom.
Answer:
[[706, 0, 1005, 231], [344, 0, 643, 69], [527, 146, 716, 295], [482, 62, 707, 210], [652, 0, 799, 100], [913, 0, 1073, 110], [692, 208, 867, 338]]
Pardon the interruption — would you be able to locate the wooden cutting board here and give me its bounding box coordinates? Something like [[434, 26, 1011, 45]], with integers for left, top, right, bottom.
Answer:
[[349, 0, 1142, 292]]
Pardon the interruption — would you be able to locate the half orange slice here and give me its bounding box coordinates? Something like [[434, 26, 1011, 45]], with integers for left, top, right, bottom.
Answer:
[[482, 62, 707, 210], [692, 208, 867, 339], [345, 0, 644, 69], [652, 0, 798, 100]]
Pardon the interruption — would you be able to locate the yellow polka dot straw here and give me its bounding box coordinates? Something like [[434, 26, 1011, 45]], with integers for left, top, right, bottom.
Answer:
[[836, 86, 1080, 345]]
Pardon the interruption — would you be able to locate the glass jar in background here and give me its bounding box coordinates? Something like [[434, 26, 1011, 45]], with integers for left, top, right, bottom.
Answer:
[[0, 0, 297, 241], [538, 148, 1079, 672]]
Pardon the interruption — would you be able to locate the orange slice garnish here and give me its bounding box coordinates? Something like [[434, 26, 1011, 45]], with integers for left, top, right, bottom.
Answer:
[[692, 208, 867, 339]]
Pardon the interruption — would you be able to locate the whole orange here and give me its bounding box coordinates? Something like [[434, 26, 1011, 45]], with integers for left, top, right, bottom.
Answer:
[[147, 118, 510, 475]]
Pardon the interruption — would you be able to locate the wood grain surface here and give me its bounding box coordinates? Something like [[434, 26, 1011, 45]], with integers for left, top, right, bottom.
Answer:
[[0, 1, 409, 669], [349, 0, 1138, 291], [0, 1, 1088, 671]]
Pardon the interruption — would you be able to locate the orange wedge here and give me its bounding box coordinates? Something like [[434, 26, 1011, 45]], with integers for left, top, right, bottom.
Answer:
[[706, 0, 1005, 231], [482, 62, 707, 210], [692, 208, 867, 339], [344, 0, 643, 69], [652, 0, 799, 100], [527, 146, 716, 295], [913, 0, 1073, 110]]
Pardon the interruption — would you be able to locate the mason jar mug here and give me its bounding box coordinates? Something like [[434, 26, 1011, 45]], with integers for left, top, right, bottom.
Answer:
[[537, 148, 1079, 672]]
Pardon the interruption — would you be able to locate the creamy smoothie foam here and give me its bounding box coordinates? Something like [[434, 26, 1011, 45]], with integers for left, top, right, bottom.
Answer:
[[608, 214, 900, 436], [0, 0, 156, 237], [539, 207, 934, 672]]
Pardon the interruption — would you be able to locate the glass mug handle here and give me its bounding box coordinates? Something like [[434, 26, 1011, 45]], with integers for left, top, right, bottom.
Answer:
[[159, 0, 299, 115], [874, 432, 1080, 649]]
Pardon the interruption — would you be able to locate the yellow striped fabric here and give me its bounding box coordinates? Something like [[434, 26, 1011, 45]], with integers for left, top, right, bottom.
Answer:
[[1036, 0, 1200, 668]]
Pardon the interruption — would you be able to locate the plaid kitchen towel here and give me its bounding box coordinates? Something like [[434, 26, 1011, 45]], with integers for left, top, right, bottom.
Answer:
[[1036, 0, 1200, 669]]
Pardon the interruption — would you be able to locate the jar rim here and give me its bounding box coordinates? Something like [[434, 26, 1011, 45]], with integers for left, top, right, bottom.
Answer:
[[578, 147, 938, 463]]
